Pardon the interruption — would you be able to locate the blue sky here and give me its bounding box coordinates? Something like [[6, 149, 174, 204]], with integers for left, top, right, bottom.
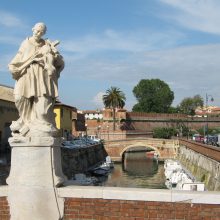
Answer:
[[1, 0, 220, 110]]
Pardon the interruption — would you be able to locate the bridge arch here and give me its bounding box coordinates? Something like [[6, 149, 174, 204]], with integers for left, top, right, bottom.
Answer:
[[104, 138, 177, 162], [120, 142, 161, 158]]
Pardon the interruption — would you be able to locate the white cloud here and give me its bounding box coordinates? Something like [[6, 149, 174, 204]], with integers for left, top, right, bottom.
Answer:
[[91, 92, 105, 109], [159, 0, 220, 35], [61, 28, 184, 55], [62, 43, 220, 107], [0, 10, 26, 28], [139, 44, 220, 104], [62, 29, 143, 53]]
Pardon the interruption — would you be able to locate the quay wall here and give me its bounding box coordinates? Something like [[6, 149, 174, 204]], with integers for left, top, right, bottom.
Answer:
[[177, 145, 220, 191], [61, 143, 107, 179], [0, 143, 107, 184], [1, 186, 220, 220]]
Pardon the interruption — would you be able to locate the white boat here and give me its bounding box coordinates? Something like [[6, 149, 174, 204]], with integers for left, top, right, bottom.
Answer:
[[181, 182, 205, 191], [164, 159, 205, 191], [87, 135, 101, 142], [164, 159, 182, 180], [105, 156, 114, 168], [97, 156, 114, 169], [89, 156, 114, 177]]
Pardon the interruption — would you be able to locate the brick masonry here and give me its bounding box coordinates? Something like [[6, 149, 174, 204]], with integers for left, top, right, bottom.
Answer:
[[0, 197, 10, 220], [104, 138, 178, 161], [1, 196, 220, 220], [64, 198, 220, 220]]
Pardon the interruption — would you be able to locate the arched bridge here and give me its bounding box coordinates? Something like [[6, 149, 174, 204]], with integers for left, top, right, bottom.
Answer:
[[104, 138, 179, 162]]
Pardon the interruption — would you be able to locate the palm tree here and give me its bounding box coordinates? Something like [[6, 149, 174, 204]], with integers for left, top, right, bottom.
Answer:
[[103, 87, 126, 131]]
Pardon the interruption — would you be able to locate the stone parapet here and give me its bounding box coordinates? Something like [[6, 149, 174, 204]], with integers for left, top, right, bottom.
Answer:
[[7, 137, 66, 220], [58, 186, 220, 204], [1, 186, 220, 219]]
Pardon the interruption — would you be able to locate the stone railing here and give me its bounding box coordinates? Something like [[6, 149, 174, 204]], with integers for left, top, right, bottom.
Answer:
[[1, 185, 220, 219]]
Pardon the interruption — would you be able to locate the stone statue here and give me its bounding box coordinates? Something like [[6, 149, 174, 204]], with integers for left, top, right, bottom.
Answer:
[[7, 23, 66, 220], [8, 22, 64, 137]]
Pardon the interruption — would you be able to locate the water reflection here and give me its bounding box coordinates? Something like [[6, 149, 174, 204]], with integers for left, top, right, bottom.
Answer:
[[101, 152, 167, 189], [123, 152, 158, 176]]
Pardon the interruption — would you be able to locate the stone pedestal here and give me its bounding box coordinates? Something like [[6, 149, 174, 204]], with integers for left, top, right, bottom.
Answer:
[[7, 137, 66, 220]]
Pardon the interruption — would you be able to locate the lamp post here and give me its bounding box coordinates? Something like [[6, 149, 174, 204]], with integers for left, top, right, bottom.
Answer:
[[205, 93, 214, 143]]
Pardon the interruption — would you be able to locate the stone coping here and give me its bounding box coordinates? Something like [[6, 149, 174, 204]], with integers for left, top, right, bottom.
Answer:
[[1, 185, 220, 204], [58, 185, 220, 204], [0, 186, 8, 196]]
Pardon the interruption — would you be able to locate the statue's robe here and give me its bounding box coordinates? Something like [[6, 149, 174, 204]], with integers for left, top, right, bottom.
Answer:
[[9, 37, 64, 99], [8, 37, 64, 135]]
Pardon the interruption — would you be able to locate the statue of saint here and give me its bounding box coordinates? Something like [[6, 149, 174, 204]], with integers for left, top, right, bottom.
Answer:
[[8, 22, 64, 137]]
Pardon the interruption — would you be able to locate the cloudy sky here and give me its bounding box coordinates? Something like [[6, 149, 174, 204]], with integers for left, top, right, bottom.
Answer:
[[1, 0, 220, 110]]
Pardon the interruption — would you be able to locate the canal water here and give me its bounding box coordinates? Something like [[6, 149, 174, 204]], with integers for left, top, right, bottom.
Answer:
[[99, 151, 167, 189], [0, 152, 167, 189]]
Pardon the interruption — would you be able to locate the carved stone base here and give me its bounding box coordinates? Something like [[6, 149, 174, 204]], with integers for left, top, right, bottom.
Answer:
[[7, 137, 66, 220]]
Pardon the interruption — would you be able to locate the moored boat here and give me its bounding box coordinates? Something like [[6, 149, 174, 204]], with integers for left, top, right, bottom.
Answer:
[[164, 159, 205, 191]]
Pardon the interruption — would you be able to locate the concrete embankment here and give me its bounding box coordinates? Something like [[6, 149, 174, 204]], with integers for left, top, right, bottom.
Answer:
[[61, 143, 107, 179], [177, 145, 220, 191]]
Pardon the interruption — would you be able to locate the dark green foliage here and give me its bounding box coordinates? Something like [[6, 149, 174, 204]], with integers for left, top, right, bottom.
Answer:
[[103, 87, 126, 109], [132, 79, 174, 113], [175, 120, 190, 137], [178, 95, 203, 115], [153, 127, 177, 139], [103, 87, 126, 130], [167, 106, 181, 113]]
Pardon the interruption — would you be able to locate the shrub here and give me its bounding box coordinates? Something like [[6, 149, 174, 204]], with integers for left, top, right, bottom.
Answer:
[[153, 127, 177, 139]]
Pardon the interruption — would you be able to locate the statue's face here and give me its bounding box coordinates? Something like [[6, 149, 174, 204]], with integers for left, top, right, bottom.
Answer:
[[32, 26, 45, 41]]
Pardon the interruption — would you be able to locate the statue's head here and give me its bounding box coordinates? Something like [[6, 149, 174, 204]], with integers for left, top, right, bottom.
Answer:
[[32, 22, 47, 40]]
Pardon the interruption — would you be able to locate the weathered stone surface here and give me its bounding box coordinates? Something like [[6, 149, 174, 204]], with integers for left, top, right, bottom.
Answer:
[[61, 143, 107, 179], [7, 22, 65, 220], [8, 22, 64, 139], [7, 137, 65, 220], [177, 145, 220, 191]]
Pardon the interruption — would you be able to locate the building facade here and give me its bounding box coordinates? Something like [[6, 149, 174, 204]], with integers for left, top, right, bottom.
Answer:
[[195, 106, 220, 116], [0, 85, 18, 153], [54, 101, 77, 139]]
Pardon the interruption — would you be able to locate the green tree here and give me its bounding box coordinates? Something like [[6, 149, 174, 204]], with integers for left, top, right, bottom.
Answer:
[[153, 127, 177, 139], [132, 79, 174, 113], [103, 87, 126, 131], [178, 95, 203, 115], [167, 106, 181, 113]]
